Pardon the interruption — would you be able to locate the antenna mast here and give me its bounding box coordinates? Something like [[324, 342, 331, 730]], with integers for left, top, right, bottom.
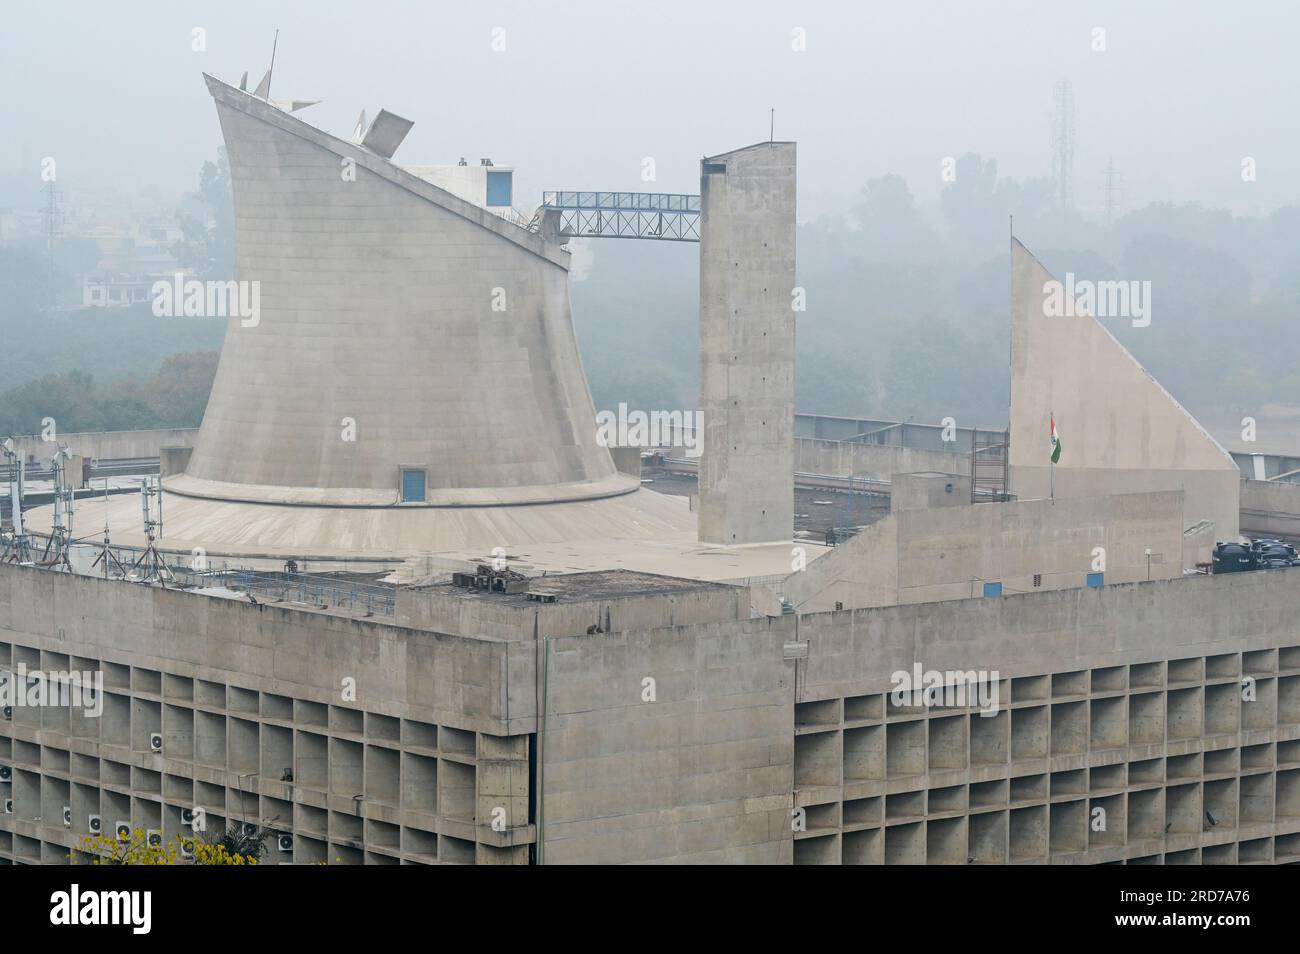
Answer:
[[267, 29, 280, 99], [42, 179, 60, 309], [130, 476, 172, 585], [41, 446, 74, 571], [1051, 79, 1075, 214], [1100, 157, 1123, 225], [1, 438, 33, 564]]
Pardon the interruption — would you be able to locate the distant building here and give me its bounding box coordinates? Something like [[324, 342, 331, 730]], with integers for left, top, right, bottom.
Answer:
[[81, 274, 156, 308]]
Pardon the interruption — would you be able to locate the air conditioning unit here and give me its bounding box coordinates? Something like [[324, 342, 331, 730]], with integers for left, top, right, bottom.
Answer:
[[0, 766, 10, 781], [278, 834, 293, 852], [180, 838, 195, 859], [242, 822, 258, 837], [88, 814, 102, 834], [62, 806, 71, 827], [115, 821, 131, 842], [147, 829, 162, 848], [3, 799, 11, 814], [181, 807, 194, 825], [149, 733, 163, 753]]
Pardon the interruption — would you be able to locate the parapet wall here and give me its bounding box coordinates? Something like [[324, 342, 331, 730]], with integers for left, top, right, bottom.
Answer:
[[783, 490, 1185, 613], [8, 428, 198, 462], [1240, 478, 1300, 538], [0, 563, 511, 734]]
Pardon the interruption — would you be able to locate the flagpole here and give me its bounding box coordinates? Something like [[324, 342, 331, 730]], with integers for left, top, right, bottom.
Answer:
[[1050, 409, 1055, 502]]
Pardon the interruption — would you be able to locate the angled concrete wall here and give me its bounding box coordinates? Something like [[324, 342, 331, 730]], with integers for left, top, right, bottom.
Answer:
[[698, 142, 796, 544], [782, 490, 1184, 613], [1009, 239, 1240, 545]]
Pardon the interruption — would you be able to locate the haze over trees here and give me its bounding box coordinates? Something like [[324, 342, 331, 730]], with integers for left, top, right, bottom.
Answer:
[[581, 152, 1300, 428], [2, 151, 1298, 436]]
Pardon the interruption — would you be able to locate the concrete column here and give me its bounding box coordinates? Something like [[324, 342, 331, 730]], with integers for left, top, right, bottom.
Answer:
[[698, 141, 796, 544]]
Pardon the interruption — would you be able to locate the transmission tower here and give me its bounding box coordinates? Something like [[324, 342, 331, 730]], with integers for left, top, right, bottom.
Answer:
[[41, 180, 61, 309], [1051, 80, 1075, 213], [1100, 158, 1125, 226]]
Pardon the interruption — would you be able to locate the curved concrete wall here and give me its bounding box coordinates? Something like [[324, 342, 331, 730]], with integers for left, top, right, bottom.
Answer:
[[187, 77, 615, 503]]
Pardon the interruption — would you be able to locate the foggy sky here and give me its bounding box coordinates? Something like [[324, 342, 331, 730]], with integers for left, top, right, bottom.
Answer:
[[2, 0, 1295, 221]]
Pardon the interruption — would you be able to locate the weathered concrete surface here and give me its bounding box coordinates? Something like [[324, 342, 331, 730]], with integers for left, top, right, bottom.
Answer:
[[891, 472, 972, 512], [1240, 478, 1300, 538], [783, 490, 1184, 612], [23, 76, 698, 557], [794, 566, 1300, 697], [1009, 239, 1240, 544], [23, 480, 696, 561], [398, 571, 749, 641], [794, 437, 968, 484], [532, 565, 1300, 863], [698, 141, 796, 545], [0, 562, 512, 733], [193, 75, 610, 500], [534, 615, 796, 864], [8, 428, 198, 462], [4, 552, 1300, 864], [159, 446, 194, 477]]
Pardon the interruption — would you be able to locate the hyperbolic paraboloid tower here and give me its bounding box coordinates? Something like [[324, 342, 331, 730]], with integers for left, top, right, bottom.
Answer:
[[190, 73, 622, 504], [55, 75, 694, 560]]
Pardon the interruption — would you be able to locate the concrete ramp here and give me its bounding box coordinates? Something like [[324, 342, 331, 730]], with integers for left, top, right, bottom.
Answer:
[[1010, 239, 1240, 547]]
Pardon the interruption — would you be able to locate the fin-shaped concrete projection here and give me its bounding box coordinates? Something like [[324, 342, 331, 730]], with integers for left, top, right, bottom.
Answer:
[[1009, 238, 1240, 548]]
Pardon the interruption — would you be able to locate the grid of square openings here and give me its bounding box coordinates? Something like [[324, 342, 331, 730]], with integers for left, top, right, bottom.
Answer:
[[0, 640, 531, 865], [791, 647, 1300, 864]]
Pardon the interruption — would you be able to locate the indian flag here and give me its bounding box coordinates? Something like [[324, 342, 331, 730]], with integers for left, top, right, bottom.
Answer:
[[1050, 414, 1062, 464]]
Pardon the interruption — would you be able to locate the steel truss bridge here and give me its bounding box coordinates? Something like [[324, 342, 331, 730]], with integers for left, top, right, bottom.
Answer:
[[532, 191, 700, 242]]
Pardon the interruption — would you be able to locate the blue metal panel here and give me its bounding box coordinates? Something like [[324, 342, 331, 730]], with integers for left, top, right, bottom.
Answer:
[[1086, 572, 1104, 588], [982, 581, 1002, 598], [401, 469, 426, 502], [486, 170, 513, 207]]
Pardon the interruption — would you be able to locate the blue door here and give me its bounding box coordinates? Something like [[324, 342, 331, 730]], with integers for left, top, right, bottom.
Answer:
[[402, 469, 426, 502]]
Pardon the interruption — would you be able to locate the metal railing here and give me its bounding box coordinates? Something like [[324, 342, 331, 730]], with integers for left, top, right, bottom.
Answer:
[[173, 567, 396, 616], [28, 541, 399, 618]]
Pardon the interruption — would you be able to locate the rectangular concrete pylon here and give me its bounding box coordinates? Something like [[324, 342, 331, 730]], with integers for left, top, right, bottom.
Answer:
[[1009, 237, 1241, 547], [698, 142, 797, 545]]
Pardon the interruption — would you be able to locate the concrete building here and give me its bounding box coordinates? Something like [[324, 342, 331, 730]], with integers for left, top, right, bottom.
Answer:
[[7, 75, 1300, 867], [4, 553, 1300, 864]]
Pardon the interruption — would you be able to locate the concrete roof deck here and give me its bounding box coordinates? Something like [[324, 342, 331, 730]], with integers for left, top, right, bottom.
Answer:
[[416, 568, 741, 607]]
